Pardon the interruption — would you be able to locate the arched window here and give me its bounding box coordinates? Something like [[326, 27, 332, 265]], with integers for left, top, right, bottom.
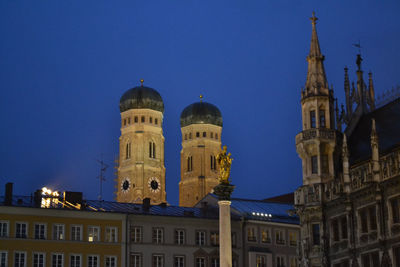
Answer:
[[155, 118, 158, 125], [126, 142, 131, 159], [141, 116, 145, 123], [134, 116, 138, 123], [149, 142, 156, 158], [210, 155, 216, 170], [189, 133, 192, 139], [150, 117, 153, 123], [310, 110, 316, 128], [215, 133, 218, 140], [187, 156, 193, 172], [184, 134, 187, 140]]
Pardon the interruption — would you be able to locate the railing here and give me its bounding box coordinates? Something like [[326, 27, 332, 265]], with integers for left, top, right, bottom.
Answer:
[[296, 128, 336, 144]]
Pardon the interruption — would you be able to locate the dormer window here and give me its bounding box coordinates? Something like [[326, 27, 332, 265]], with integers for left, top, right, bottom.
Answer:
[[310, 110, 316, 128]]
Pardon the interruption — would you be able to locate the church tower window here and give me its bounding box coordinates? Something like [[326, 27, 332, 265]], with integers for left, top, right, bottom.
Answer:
[[196, 132, 200, 138], [134, 116, 138, 123], [155, 118, 158, 125], [141, 116, 145, 123], [215, 133, 218, 140], [128, 117, 131, 124], [150, 117, 153, 123], [210, 132, 214, 138], [311, 156, 318, 174], [187, 156, 193, 172], [319, 109, 326, 128], [189, 133, 192, 139], [210, 155, 216, 170], [321, 155, 329, 174], [123, 119, 127, 126], [312, 224, 320, 245], [203, 132, 206, 137], [126, 143, 131, 159], [149, 142, 156, 158], [310, 110, 316, 128]]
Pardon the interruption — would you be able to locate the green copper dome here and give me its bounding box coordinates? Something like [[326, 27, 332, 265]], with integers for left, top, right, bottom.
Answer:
[[119, 85, 164, 113], [180, 102, 223, 127]]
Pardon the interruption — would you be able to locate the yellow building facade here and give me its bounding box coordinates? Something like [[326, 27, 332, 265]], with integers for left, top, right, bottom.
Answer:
[[0, 202, 127, 267]]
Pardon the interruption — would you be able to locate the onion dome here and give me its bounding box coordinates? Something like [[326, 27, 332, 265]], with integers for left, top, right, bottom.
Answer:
[[180, 100, 223, 127], [119, 81, 164, 113]]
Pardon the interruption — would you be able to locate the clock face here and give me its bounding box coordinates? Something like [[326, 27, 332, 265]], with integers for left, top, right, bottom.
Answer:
[[121, 178, 131, 193], [148, 177, 161, 193]]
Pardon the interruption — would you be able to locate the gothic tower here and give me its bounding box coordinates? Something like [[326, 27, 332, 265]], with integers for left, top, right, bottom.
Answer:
[[179, 97, 222, 207], [116, 81, 166, 204], [295, 13, 339, 267]]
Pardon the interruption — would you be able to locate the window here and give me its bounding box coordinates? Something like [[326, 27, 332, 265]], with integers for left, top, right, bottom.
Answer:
[[232, 232, 237, 247], [261, 228, 271, 243], [256, 255, 266, 267], [189, 133, 192, 139], [361, 251, 379, 267], [275, 229, 285, 245], [196, 231, 206, 246], [332, 218, 339, 241], [53, 224, 64, 240], [196, 132, 200, 138], [210, 132, 214, 138], [215, 133, 218, 140], [359, 206, 377, 234], [321, 154, 329, 174], [184, 134, 187, 140], [341, 217, 348, 239], [312, 223, 320, 245], [195, 257, 205, 267], [152, 228, 163, 244], [187, 156, 193, 172], [14, 252, 26, 267], [394, 246, 400, 267], [150, 117, 153, 123], [141, 116, 145, 123], [134, 116, 138, 123], [310, 110, 316, 128], [130, 254, 141, 267], [211, 258, 219, 267], [15, 222, 27, 238], [0, 221, 8, 237], [34, 223, 46, 240], [0, 251, 7, 267], [71, 225, 82, 241], [369, 206, 377, 231], [105, 256, 117, 267], [70, 255, 81, 267], [87, 255, 99, 267], [123, 119, 126, 126], [88, 226, 100, 242], [276, 255, 285, 267], [289, 257, 297, 267], [52, 253, 63, 267], [152, 255, 164, 267], [149, 142, 156, 158], [360, 208, 368, 233], [210, 155, 216, 170], [174, 256, 185, 267], [210, 231, 219, 246], [289, 231, 297, 246], [105, 227, 118, 242], [203, 132, 206, 137], [155, 118, 158, 125], [319, 109, 326, 128], [131, 226, 142, 243], [126, 142, 131, 159], [391, 198, 400, 223], [175, 229, 185, 245], [247, 227, 256, 242], [311, 156, 318, 174], [128, 117, 131, 124]]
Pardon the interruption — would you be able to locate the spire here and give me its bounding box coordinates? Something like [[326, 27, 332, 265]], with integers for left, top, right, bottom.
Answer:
[[368, 72, 376, 110], [305, 12, 328, 95], [342, 135, 351, 193], [344, 67, 352, 118]]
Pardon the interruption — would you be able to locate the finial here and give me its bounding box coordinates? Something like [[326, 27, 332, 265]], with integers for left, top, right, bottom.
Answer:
[[199, 94, 203, 102], [140, 79, 144, 87], [310, 11, 318, 25], [356, 54, 363, 71]]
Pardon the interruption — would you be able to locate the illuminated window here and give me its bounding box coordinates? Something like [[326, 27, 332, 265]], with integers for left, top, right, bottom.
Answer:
[[15, 252, 26, 267], [53, 224, 64, 240], [310, 110, 316, 128], [34, 223, 46, 240], [88, 226, 100, 242], [105, 256, 117, 267], [33, 252, 45, 267], [70, 254, 81, 267], [289, 231, 297, 246], [247, 227, 256, 242], [131, 226, 142, 243], [152, 228, 163, 244], [105, 227, 118, 243], [256, 255, 266, 267], [275, 229, 285, 245], [261, 228, 271, 243], [15, 222, 27, 238], [52, 253, 63, 267]]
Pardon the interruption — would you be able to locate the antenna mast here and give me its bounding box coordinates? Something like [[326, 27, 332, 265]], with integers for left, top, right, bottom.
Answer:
[[96, 155, 108, 201]]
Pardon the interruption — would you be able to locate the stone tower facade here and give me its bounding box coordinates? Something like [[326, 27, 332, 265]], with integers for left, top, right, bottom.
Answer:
[[179, 100, 223, 207], [116, 83, 166, 204], [295, 13, 340, 267]]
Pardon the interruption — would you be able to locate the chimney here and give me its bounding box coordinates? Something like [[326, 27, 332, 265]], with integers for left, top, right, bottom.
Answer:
[[4, 183, 13, 206], [143, 198, 151, 211], [34, 189, 42, 208]]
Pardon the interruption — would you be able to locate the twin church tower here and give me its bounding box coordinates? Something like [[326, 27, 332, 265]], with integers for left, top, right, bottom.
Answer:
[[116, 81, 222, 207]]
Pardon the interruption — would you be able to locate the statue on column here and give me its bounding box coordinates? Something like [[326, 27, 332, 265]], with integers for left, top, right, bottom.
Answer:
[[216, 145, 233, 184]]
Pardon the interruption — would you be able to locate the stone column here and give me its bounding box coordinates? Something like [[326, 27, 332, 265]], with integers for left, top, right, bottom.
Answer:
[[214, 183, 235, 267]]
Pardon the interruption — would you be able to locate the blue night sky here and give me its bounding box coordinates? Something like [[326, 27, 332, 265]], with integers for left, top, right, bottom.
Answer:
[[1, 1, 399, 205]]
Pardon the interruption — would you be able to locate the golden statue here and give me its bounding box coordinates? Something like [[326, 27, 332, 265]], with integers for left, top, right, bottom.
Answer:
[[216, 145, 233, 184]]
